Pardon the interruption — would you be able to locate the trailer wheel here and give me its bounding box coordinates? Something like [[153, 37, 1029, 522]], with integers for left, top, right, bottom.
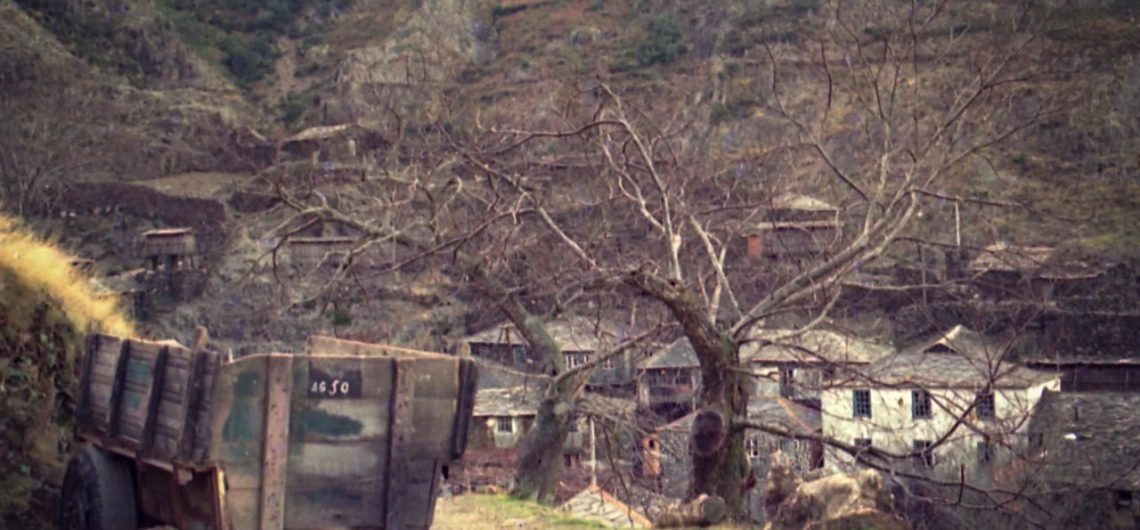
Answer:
[[59, 446, 139, 530]]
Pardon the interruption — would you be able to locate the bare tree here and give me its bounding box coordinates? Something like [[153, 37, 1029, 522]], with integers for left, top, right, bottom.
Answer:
[[260, 0, 1065, 519]]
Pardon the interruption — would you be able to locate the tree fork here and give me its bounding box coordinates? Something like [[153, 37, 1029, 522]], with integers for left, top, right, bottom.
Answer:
[[624, 268, 749, 514]]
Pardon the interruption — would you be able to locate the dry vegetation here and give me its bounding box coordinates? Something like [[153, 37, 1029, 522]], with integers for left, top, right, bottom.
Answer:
[[0, 215, 132, 529]]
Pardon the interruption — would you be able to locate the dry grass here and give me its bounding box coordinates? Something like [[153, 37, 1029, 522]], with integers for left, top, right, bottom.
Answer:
[[0, 215, 132, 337], [434, 494, 758, 530], [0, 216, 133, 528], [434, 494, 606, 529]]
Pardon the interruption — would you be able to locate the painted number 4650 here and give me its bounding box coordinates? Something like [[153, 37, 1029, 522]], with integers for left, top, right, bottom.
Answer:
[[311, 379, 351, 396]]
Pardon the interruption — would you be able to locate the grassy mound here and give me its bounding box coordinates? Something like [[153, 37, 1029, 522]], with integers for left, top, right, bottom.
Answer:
[[0, 216, 132, 529]]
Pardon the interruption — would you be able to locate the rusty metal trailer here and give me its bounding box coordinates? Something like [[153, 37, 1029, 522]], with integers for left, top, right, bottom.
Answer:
[[61, 333, 478, 530]]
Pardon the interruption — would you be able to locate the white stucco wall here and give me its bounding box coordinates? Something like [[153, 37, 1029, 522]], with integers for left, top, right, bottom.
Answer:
[[821, 378, 1060, 476]]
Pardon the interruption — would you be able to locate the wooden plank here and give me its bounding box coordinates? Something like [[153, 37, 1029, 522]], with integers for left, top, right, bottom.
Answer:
[[115, 340, 163, 447], [451, 358, 479, 460], [284, 356, 395, 528], [306, 335, 453, 360], [385, 358, 416, 528], [77, 334, 99, 432], [185, 350, 222, 463], [82, 335, 129, 435], [259, 355, 293, 530], [287, 398, 390, 443], [140, 346, 169, 454], [149, 345, 196, 461], [106, 339, 133, 440], [284, 439, 390, 527]]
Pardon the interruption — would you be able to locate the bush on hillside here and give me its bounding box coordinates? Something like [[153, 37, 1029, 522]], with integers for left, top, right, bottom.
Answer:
[[634, 15, 687, 68]]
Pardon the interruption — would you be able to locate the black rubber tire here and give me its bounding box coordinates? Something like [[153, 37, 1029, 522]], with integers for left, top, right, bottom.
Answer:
[[59, 446, 139, 530]]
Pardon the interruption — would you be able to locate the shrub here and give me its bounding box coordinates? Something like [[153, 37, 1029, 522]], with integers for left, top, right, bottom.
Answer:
[[0, 216, 132, 529], [634, 15, 687, 67], [221, 32, 279, 86]]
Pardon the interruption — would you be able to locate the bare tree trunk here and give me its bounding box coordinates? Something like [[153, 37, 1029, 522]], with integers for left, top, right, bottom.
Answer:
[[625, 268, 750, 514], [468, 266, 578, 503], [513, 395, 575, 501]]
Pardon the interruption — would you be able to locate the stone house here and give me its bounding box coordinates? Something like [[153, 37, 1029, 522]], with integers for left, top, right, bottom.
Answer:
[[742, 328, 893, 403], [742, 193, 841, 261], [1026, 392, 1140, 529], [278, 123, 388, 166], [636, 338, 701, 420], [458, 316, 644, 390], [469, 387, 586, 459], [960, 242, 1103, 299], [641, 396, 822, 523], [820, 325, 1060, 481]]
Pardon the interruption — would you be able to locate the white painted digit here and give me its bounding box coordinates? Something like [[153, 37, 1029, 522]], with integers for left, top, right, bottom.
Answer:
[[339, 381, 350, 394]]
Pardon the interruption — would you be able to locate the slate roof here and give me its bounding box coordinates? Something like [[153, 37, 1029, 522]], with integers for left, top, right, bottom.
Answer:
[[742, 329, 893, 365], [771, 193, 838, 212], [283, 123, 355, 143], [472, 387, 540, 417], [1028, 391, 1140, 489], [967, 242, 1100, 279], [900, 325, 998, 359], [747, 396, 822, 435], [856, 352, 1059, 389], [832, 325, 1059, 389], [463, 316, 634, 353], [656, 396, 819, 436], [640, 338, 700, 370]]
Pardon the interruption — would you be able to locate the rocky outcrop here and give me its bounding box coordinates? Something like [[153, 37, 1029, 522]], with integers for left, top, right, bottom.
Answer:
[[326, 0, 490, 123], [763, 453, 911, 530]]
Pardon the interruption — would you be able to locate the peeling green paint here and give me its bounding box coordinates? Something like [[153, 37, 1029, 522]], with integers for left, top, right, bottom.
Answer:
[[297, 484, 364, 504], [291, 408, 364, 437], [233, 370, 261, 397], [125, 359, 153, 382], [222, 398, 260, 442]]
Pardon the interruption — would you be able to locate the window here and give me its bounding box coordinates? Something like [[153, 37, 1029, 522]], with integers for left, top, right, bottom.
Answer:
[[1029, 432, 1044, 451], [746, 437, 762, 458], [853, 389, 872, 418], [496, 417, 514, 433], [565, 353, 583, 369], [913, 440, 935, 468], [473, 344, 491, 357], [912, 389, 932, 419], [602, 357, 615, 370], [977, 440, 994, 466], [779, 367, 795, 398], [976, 391, 995, 420], [1116, 490, 1133, 511], [513, 346, 528, 366]]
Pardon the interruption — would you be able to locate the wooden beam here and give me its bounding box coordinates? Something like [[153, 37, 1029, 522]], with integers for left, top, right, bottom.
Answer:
[[259, 355, 294, 530]]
